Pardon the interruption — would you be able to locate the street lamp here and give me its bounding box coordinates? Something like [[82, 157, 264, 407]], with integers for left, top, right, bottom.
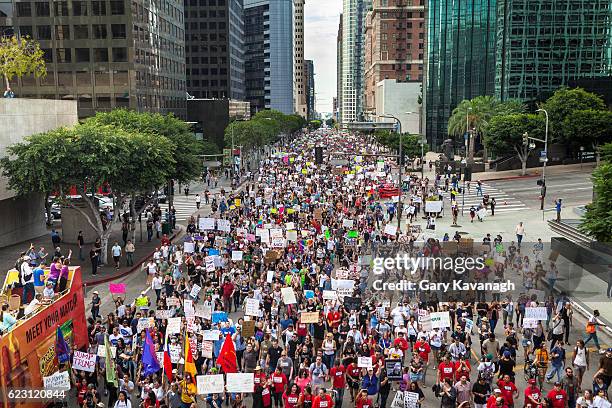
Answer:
[[536, 108, 549, 211], [466, 107, 473, 160], [381, 114, 403, 232]]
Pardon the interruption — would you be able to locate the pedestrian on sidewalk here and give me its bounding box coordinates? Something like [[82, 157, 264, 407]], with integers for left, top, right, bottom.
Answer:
[[90, 290, 100, 319], [90, 246, 100, 276], [490, 197, 496, 216], [476, 180, 483, 197], [184, 184, 189, 196], [111, 242, 122, 269], [125, 240, 135, 266], [555, 198, 562, 222], [77, 231, 85, 261], [584, 310, 606, 353], [195, 194, 201, 210], [515, 222, 525, 249]]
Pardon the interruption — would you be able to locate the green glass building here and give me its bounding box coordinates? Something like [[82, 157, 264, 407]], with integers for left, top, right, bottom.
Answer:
[[495, 0, 612, 102], [425, 0, 498, 147]]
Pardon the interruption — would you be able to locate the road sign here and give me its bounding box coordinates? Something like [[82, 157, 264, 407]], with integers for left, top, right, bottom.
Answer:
[[540, 150, 547, 157]]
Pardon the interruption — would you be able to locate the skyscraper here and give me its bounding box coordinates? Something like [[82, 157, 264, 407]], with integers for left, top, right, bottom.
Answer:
[[293, 0, 307, 117], [3, 0, 187, 118], [244, 0, 294, 115], [425, 0, 497, 147], [363, 0, 425, 120], [340, 0, 370, 125], [336, 13, 343, 123], [495, 0, 612, 102], [304, 59, 315, 119], [184, 0, 245, 100]]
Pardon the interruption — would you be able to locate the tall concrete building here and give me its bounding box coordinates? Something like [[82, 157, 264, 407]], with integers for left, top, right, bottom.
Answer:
[[244, 0, 294, 115], [336, 13, 343, 124], [495, 0, 612, 102], [184, 0, 245, 100], [340, 0, 370, 125], [304, 59, 315, 120], [1, 0, 187, 119], [293, 0, 307, 117], [425, 0, 497, 147], [363, 0, 425, 123]]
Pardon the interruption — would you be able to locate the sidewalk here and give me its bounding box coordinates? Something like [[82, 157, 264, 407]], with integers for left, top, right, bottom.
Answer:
[[475, 162, 595, 181]]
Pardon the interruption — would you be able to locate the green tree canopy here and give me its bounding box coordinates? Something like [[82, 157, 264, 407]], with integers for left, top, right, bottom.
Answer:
[[539, 87, 606, 142], [580, 162, 612, 242], [373, 131, 422, 160], [0, 35, 46, 91], [447, 96, 525, 137], [562, 109, 612, 156], [224, 110, 305, 149]]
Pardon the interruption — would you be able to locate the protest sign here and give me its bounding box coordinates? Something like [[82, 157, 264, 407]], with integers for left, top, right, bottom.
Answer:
[[202, 330, 221, 341], [217, 219, 231, 232], [97, 345, 116, 358], [72, 351, 97, 372], [523, 318, 538, 328], [195, 304, 212, 320], [430, 311, 451, 329], [155, 309, 172, 320], [232, 251, 243, 261], [197, 374, 224, 394], [202, 341, 213, 358], [271, 237, 286, 248], [245, 298, 260, 317], [166, 297, 181, 307], [205, 256, 216, 272], [300, 312, 320, 324], [184, 299, 195, 317], [190, 284, 201, 299], [212, 311, 229, 323], [226, 373, 254, 393], [266, 270, 275, 283], [166, 317, 182, 335], [405, 392, 420, 408], [242, 320, 256, 338], [390, 391, 405, 408], [184, 242, 195, 253], [286, 230, 298, 241], [384, 224, 398, 236], [342, 219, 354, 228], [343, 296, 362, 311], [169, 345, 181, 363], [358, 356, 373, 368], [322, 290, 338, 301], [385, 359, 403, 381], [525, 307, 548, 321], [43, 371, 71, 390], [464, 318, 474, 332], [109, 283, 126, 294], [425, 200, 443, 213], [199, 218, 215, 230], [281, 287, 297, 304], [285, 222, 295, 230], [137, 318, 151, 333], [418, 309, 432, 332]]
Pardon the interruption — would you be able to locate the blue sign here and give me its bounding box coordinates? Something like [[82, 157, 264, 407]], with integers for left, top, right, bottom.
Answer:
[[212, 311, 228, 323], [540, 150, 547, 157]]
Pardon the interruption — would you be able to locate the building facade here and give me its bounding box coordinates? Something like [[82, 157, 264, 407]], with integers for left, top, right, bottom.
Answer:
[[425, 0, 497, 147], [363, 0, 425, 121], [495, 0, 612, 102], [375, 79, 420, 133], [244, 0, 294, 115], [336, 13, 343, 124], [340, 0, 370, 125], [2, 0, 187, 118], [304, 59, 315, 120], [184, 0, 245, 100], [293, 0, 307, 117]]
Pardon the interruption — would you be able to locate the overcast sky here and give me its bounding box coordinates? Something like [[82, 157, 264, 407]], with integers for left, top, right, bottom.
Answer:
[[304, 0, 343, 115]]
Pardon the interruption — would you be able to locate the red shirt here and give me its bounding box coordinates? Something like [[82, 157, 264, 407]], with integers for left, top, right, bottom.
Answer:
[[261, 386, 272, 407], [283, 393, 300, 408], [393, 337, 409, 351], [271, 372, 287, 393], [414, 341, 431, 361], [546, 389, 567, 408], [356, 396, 374, 408], [222, 282, 235, 298], [347, 362, 361, 380], [438, 362, 455, 381], [524, 386, 542, 408], [327, 311, 341, 328], [454, 360, 471, 381], [313, 394, 334, 408], [297, 322, 308, 337], [487, 395, 508, 408], [497, 380, 518, 406], [253, 372, 267, 390], [330, 365, 346, 388]]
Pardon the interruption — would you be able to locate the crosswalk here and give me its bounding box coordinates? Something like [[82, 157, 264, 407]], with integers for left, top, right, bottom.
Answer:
[[442, 182, 527, 214], [170, 196, 199, 221]]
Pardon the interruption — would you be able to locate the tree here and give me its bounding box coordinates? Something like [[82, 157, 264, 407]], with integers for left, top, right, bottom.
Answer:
[[580, 162, 612, 242], [485, 114, 545, 175], [309, 120, 322, 129], [0, 35, 46, 92], [372, 131, 421, 160], [539, 87, 606, 142], [562, 109, 612, 164], [1, 123, 175, 263], [325, 118, 335, 127], [599, 142, 612, 163]]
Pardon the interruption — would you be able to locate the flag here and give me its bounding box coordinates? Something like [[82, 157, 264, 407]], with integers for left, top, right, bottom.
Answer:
[[55, 326, 70, 364], [184, 332, 197, 378], [105, 334, 118, 387], [142, 330, 161, 377], [163, 341, 173, 382], [217, 333, 238, 373]]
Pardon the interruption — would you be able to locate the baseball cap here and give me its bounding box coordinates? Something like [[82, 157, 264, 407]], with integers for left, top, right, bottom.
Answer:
[[494, 389, 501, 393]]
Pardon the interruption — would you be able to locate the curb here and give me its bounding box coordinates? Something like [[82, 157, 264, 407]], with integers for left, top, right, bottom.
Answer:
[[477, 173, 541, 182], [82, 227, 184, 287]]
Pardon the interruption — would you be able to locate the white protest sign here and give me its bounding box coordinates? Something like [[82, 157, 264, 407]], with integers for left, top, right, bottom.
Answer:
[[266, 270, 274, 283], [430, 311, 451, 329], [197, 374, 224, 394], [169, 345, 181, 363], [184, 299, 195, 317], [271, 237, 286, 248], [285, 222, 295, 230], [464, 318, 474, 332], [245, 298, 260, 316], [405, 391, 420, 408], [195, 304, 212, 320], [205, 256, 216, 272], [281, 287, 297, 304], [342, 219, 354, 228], [137, 318, 150, 333], [202, 330, 221, 341], [226, 373, 254, 393], [167, 317, 182, 335], [190, 284, 202, 299], [166, 297, 181, 307], [525, 307, 548, 321], [97, 345, 117, 358], [523, 318, 538, 328], [155, 309, 172, 320], [425, 200, 443, 213], [43, 371, 71, 390], [358, 356, 373, 368], [286, 230, 298, 241], [390, 391, 405, 408], [270, 229, 284, 239], [322, 290, 338, 301], [384, 224, 398, 236], [232, 251, 243, 261], [217, 219, 231, 232], [72, 351, 97, 372], [202, 341, 213, 358], [184, 242, 195, 253], [199, 218, 215, 230]]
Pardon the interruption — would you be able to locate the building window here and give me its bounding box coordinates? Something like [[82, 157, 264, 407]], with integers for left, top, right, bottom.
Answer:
[[113, 71, 128, 86], [57, 71, 73, 86], [55, 25, 70, 40], [92, 1, 106, 15], [19, 26, 33, 37], [35, 2, 50, 16], [111, 24, 126, 38], [72, 1, 87, 15], [75, 48, 90, 62], [56, 48, 71, 62], [41, 48, 53, 62], [93, 24, 107, 39], [54, 1, 68, 16], [110, 1, 124, 15], [112, 47, 127, 62], [94, 48, 109, 62], [16, 3, 32, 17], [74, 24, 88, 39], [37, 25, 52, 40], [76, 71, 90, 85]]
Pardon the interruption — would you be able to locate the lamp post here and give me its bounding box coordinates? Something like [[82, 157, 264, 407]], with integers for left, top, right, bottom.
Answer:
[[536, 108, 549, 211], [381, 114, 403, 232], [466, 107, 472, 161]]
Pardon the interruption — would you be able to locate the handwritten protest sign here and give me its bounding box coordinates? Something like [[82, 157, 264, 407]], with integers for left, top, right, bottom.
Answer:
[[199, 218, 215, 230], [226, 373, 254, 393], [525, 307, 548, 321], [197, 374, 224, 394], [72, 351, 96, 372], [97, 345, 117, 358], [430, 311, 451, 329], [358, 356, 373, 368], [245, 298, 260, 316], [281, 287, 297, 304], [43, 371, 71, 390], [300, 312, 320, 324]]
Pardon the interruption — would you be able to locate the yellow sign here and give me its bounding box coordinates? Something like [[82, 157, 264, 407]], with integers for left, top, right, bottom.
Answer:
[[270, 208, 278, 214], [287, 208, 295, 214], [235, 199, 241, 207]]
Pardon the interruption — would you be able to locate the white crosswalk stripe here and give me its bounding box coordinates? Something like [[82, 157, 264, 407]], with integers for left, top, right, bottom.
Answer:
[[441, 183, 528, 213], [170, 196, 199, 221]]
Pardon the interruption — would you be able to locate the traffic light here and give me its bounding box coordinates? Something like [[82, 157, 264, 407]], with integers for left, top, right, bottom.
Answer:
[[522, 132, 529, 146], [315, 146, 324, 164]]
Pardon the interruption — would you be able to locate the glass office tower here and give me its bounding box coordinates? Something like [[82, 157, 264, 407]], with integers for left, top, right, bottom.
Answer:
[[495, 0, 612, 102], [425, 0, 497, 147]]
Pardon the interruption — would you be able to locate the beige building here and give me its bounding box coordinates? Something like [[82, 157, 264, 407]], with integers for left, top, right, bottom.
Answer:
[[293, 0, 308, 118]]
